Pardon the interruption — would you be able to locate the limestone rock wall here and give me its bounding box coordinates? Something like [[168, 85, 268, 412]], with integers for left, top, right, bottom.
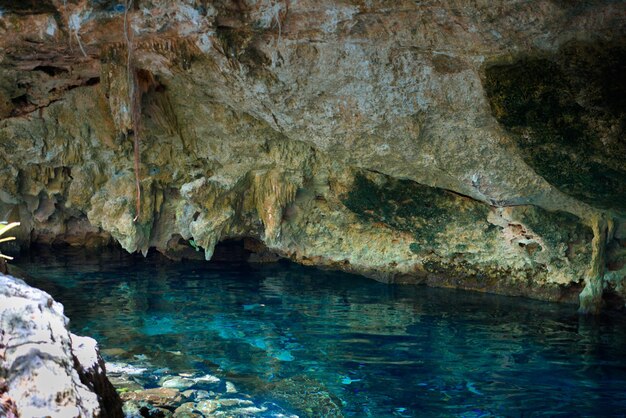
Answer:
[[0, 0, 625, 311], [0, 273, 123, 417]]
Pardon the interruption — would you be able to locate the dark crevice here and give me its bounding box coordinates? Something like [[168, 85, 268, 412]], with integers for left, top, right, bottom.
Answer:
[[0, 0, 57, 15], [48, 77, 100, 95], [84, 77, 101, 87], [32, 65, 69, 76], [211, 239, 256, 262], [10, 94, 29, 108], [66, 77, 101, 92], [362, 168, 521, 208], [10, 98, 63, 118], [212, 238, 282, 263]]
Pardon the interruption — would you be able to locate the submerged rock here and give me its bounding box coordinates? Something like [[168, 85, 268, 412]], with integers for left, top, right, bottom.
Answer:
[[121, 387, 184, 409], [119, 380, 275, 417], [160, 376, 196, 390], [159, 373, 221, 390], [194, 399, 219, 416], [0, 274, 123, 417], [225, 382, 237, 394], [266, 375, 344, 418], [173, 402, 203, 418]]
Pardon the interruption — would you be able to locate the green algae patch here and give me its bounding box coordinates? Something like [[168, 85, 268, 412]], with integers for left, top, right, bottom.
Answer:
[[513, 206, 594, 268], [408, 242, 421, 254], [516, 207, 593, 252], [483, 41, 626, 212], [342, 172, 495, 251], [341, 171, 596, 297]]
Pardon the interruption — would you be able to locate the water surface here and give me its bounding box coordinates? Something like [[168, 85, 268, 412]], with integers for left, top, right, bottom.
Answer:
[[17, 248, 626, 417]]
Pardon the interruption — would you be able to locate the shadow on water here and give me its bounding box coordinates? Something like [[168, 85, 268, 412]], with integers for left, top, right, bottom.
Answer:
[[15, 245, 626, 417]]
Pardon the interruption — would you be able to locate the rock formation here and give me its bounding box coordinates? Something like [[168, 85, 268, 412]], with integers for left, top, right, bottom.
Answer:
[[0, 273, 123, 417], [0, 0, 624, 312]]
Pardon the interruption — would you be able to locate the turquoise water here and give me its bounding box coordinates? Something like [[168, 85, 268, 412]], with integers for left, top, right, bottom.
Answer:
[[17, 248, 626, 417]]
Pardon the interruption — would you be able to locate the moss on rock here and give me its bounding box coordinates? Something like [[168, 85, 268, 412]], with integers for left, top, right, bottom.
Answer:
[[484, 41, 626, 212], [342, 171, 495, 250], [515, 206, 593, 260]]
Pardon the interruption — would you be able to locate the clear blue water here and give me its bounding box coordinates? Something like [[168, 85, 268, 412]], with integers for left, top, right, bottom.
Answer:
[[17, 247, 626, 417]]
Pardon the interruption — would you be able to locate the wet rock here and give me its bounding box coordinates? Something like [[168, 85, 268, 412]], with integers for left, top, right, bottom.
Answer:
[[108, 374, 145, 393], [173, 402, 203, 418], [123, 401, 174, 418], [195, 399, 219, 415], [228, 406, 268, 415], [267, 376, 343, 418], [160, 376, 196, 390], [0, 273, 123, 417], [121, 387, 184, 408], [225, 382, 237, 394]]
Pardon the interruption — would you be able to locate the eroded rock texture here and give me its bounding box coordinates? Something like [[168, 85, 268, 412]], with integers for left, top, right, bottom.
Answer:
[[0, 273, 123, 417], [0, 0, 625, 311]]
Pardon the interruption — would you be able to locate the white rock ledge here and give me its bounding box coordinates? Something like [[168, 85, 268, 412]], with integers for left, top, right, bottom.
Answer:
[[0, 273, 122, 418]]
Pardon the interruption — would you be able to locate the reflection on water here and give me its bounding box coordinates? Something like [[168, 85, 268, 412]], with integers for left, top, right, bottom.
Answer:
[[17, 248, 626, 417]]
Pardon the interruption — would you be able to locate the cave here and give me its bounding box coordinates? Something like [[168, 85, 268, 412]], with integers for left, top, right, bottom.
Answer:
[[1, 1, 626, 417]]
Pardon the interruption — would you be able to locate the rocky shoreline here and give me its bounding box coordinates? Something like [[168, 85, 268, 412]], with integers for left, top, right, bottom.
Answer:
[[0, 273, 122, 417], [0, 272, 341, 417]]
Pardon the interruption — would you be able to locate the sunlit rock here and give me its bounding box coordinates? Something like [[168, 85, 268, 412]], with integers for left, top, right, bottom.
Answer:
[[0, 274, 123, 417]]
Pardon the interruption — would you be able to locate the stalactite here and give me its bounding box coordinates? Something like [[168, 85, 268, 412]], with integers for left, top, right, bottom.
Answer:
[[578, 214, 609, 314], [251, 169, 298, 244]]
